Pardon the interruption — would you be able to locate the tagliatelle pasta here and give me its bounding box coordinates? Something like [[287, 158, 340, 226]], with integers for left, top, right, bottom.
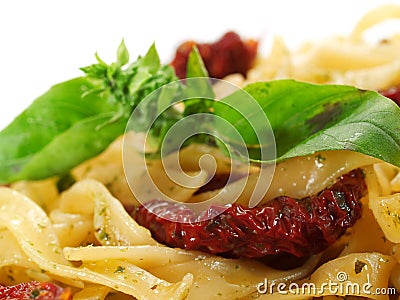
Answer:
[[241, 4, 400, 90], [2, 4, 400, 300], [2, 176, 324, 300]]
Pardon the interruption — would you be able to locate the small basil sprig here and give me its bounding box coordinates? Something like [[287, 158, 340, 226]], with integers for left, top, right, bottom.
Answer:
[[126, 45, 213, 154], [80, 40, 177, 121]]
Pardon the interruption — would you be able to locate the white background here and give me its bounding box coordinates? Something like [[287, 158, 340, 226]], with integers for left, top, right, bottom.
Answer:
[[1, 0, 400, 130]]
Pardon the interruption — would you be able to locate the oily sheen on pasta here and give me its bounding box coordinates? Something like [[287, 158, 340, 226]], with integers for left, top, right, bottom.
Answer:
[[1, 4, 400, 300]]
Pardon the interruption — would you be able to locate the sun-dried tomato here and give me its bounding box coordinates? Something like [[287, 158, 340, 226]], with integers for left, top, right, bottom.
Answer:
[[134, 169, 365, 258], [0, 281, 72, 300], [170, 31, 258, 79], [380, 86, 400, 106]]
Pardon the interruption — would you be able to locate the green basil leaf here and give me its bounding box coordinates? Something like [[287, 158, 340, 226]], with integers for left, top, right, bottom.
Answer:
[[10, 113, 127, 182], [137, 42, 160, 75], [0, 77, 117, 183], [0, 43, 179, 184], [116, 39, 129, 66], [214, 79, 400, 166], [183, 47, 214, 117], [186, 46, 208, 78]]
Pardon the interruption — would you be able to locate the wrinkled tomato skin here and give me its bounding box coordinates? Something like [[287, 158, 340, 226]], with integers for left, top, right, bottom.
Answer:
[[135, 169, 366, 258], [171, 31, 258, 79], [0, 281, 72, 300], [380, 86, 400, 106]]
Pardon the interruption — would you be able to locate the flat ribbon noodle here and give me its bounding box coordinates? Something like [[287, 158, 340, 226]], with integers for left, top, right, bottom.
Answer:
[[0, 186, 193, 299]]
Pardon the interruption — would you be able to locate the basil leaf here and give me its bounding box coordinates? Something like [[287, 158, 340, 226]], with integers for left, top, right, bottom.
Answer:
[[116, 39, 129, 66], [182, 47, 214, 117], [0, 78, 117, 183], [11, 113, 127, 182], [137, 43, 160, 75], [214, 79, 400, 166], [186, 46, 208, 78], [0, 43, 179, 184]]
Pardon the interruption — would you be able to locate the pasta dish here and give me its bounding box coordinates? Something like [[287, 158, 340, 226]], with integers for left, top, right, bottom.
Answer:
[[1, 4, 400, 300]]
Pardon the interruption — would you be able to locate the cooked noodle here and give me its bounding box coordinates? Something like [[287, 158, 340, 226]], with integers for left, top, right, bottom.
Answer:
[[2, 4, 400, 299]]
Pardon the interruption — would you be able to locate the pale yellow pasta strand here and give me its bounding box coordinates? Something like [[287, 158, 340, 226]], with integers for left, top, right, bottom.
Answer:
[[256, 253, 395, 300], [373, 162, 400, 195], [296, 37, 400, 71], [64, 245, 321, 300], [311, 252, 395, 300], [148, 254, 321, 300], [337, 59, 400, 90], [351, 4, 400, 42], [340, 198, 394, 256], [0, 266, 52, 287], [246, 35, 293, 82], [72, 284, 110, 300], [244, 4, 400, 90], [365, 166, 400, 243], [139, 167, 208, 203], [0, 188, 72, 266], [73, 134, 144, 207], [58, 179, 157, 246], [390, 244, 400, 264], [388, 249, 400, 293], [390, 170, 400, 192], [174, 143, 252, 175], [10, 177, 59, 212], [0, 230, 36, 270], [0, 187, 193, 299], [0, 187, 84, 288], [189, 150, 379, 206], [64, 245, 198, 269], [369, 192, 400, 244], [49, 210, 95, 248], [79, 259, 193, 300], [0, 230, 55, 286], [73, 135, 125, 188], [74, 135, 212, 206]]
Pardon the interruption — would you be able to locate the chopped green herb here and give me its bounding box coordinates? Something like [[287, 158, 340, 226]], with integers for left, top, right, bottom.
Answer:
[[354, 260, 367, 274], [98, 206, 108, 216], [30, 288, 40, 299], [36, 223, 46, 229], [97, 228, 110, 241], [114, 266, 125, 273]]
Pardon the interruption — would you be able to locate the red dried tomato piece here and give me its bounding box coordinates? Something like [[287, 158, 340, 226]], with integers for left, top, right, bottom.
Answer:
[[170, 31, 258, 79], [0, 281, 72, 300], [134, 169, 365, 258], [380, 86, 400, 106]]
